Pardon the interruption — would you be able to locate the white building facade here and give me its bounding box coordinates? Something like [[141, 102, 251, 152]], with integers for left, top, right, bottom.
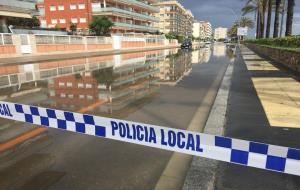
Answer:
[[214, 27, 228, 40]]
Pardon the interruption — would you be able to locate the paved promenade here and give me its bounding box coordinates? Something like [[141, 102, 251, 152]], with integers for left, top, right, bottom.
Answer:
[[215, 45, 300, 190]]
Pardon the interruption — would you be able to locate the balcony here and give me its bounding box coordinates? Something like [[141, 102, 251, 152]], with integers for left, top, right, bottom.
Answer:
[[114, 22, 158, 32], [92, 7, 159, 22], [103, 0, 159, 13]]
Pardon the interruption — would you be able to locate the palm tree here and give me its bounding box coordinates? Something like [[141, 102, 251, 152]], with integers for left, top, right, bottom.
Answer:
[[266, 0, 273, 38], [228, 17, 254, 38], [242, 0, 268, 38], [273, 0, 281, 37], [285, 0, 295, 36]]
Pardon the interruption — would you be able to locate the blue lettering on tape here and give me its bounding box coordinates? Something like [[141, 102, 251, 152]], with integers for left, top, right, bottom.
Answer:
[[0, 104, 13, 117]]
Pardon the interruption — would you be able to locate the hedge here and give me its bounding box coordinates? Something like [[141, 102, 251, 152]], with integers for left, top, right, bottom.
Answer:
[[245, 36, 300, 48]]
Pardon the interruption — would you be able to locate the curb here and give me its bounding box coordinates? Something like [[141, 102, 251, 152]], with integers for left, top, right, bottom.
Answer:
[[182, 56, 234, 190]]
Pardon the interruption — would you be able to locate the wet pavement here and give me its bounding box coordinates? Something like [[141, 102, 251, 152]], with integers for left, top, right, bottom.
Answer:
[[0, 43, 233, 190]]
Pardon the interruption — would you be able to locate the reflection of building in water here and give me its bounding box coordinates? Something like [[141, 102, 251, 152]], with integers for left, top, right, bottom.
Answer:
[[157, 50, 192, 84], [213, 43, 226, 57], [47, 52, 162, 117], [203, 46, 212, 63]]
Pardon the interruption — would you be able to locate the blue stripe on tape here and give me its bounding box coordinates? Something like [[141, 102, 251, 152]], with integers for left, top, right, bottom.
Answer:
[[41, 116, 49, 126], [30, 106, 39, 116], [76, 123, 85, 133], [215, 136, 232, 148], [46, 109, 56, 118], [64, 112, 75, 121], [15, 104, 23, 113], [231, 149, 249, 165], [266, 156, 286, 172], [249, 142, 268, 154], [25, 114, 33, 123], [83, 114, 95, 125], [57, 119, 67, 130], [95, 126, 106, 137], [287, 148, 300, 160]]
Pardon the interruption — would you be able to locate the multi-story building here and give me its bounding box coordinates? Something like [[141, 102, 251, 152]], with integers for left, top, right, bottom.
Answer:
[[184, 10, 194, 37], [214, 27, 228, 40], [0, 0, 38, 32], [202, 21, 212, 39], [154, 0, 194, 37], [193, 20, 204, 39], [37, 0, 159, 33]]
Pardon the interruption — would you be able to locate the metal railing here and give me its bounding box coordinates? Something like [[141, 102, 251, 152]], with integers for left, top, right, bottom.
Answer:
[[0, 33, 13, 45], [86, 36, 112, 44], [35, 35, 112, 45]]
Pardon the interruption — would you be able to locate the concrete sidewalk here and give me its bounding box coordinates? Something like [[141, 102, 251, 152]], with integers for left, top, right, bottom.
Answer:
[[215, 45, 300, 190], [0, 45, 179, 65]]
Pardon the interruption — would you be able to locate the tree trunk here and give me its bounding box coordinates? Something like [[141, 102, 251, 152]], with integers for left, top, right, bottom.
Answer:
[[285, 0, 295, 36], [273, 0, 281, 37], [259, 2, 267, 38], [280, 0, 286, 37], [266, 0, 272, 38], [256, 10, 260, 38]]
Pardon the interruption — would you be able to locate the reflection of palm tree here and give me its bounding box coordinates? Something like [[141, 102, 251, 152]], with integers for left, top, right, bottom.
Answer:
[[285, 0, 295, 36], [91, 68, 114, 88]]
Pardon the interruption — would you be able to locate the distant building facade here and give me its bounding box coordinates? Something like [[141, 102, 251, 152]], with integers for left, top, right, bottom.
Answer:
[[154, 0, 194, 37], [193, 20, 212, 39], [37, 0, 159, 33], [202, 21, 212, 39], [214, 27, 228, 40]]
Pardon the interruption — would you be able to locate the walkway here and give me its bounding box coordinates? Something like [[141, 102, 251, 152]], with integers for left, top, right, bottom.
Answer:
[[215, 45, 300, 190]]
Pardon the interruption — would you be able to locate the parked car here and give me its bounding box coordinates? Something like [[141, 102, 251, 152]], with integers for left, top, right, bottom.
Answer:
[[181, 39, 192, 49]]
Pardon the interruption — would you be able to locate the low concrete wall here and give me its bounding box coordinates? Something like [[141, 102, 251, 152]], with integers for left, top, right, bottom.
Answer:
[[246, 44, 300, 73]]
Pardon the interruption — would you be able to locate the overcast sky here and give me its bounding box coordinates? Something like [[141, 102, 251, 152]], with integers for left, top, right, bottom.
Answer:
[[177, 0, 300, 37]]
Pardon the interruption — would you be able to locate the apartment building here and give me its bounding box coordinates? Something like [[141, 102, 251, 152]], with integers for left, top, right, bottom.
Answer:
[[193, 20, 212, 39], [202, 21, 212, 39], [37, 0, 159, 33], [0, 0, 38, 32], [214, 27, 228, 40], [154, 0, 194, 37]]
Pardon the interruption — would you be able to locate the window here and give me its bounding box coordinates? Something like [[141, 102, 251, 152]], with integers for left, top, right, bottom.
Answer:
[[51, 19, 58, 24], [60, 93, 66, 98], [58, 5, 64, 10], [59, 19, 66, 24], [50, 5, 56, 11], [79, 95, 85, 99], [68, 94, 74, 98], [71, 18, 78, 23], [67, 82, 72, 87], [78, 3, 85, 9], [70, 4, 77, 10], [80, 17, 86, 23], [86, 83, 92, 88], [78, 83, 84, 88]]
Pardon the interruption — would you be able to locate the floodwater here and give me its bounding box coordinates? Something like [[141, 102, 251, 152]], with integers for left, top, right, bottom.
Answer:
[[0, 43, 234, 190]]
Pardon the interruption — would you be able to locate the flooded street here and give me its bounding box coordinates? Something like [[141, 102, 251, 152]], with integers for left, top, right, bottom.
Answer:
[[0, 43, 234, 190]]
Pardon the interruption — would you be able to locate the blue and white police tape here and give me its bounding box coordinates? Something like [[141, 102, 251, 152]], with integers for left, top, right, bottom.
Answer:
[[0, 101, 299, 176]]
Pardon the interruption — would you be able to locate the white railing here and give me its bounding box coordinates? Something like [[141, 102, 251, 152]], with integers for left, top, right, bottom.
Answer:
[[0, 33, 13, 45], [35, 34, 112, 45]]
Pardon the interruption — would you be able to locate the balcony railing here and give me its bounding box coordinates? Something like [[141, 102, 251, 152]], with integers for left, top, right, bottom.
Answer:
[[92, 7, 159, 22], [113, 22, 158, 32], [126, 0, 159, 13]]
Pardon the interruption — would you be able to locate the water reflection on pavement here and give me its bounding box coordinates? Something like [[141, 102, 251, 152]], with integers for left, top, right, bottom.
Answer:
[[0, 43, 233, 190]]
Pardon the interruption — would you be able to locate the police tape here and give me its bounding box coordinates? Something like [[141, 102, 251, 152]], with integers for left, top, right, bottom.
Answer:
[[0, 101, 299, 176]]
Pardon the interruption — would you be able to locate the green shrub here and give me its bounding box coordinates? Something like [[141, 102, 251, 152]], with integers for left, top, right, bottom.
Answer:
[[245, 36, 300, 48]]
